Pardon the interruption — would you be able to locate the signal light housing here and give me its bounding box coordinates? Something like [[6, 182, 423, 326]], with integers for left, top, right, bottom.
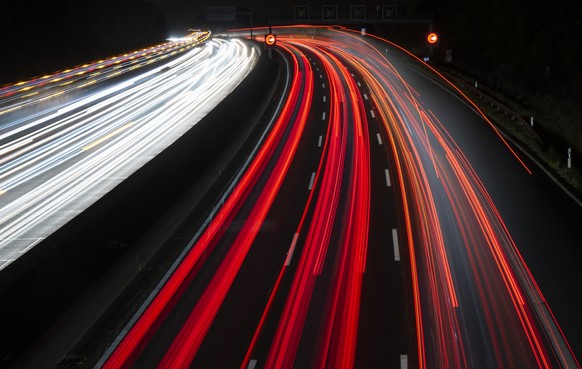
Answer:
[[265, 34, 277, 48], [426, 32, 438, 46]]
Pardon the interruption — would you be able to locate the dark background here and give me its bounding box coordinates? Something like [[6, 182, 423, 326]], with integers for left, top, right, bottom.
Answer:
[[0, 0, 168, 86], [432, 0, 582, 155], [3, 0, 580, 153], [2, 0, 581, 106], [0, 0, 581, 366]]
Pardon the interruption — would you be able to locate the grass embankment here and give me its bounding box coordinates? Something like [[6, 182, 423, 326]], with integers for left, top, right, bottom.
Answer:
[[436, 65, 582, 201]]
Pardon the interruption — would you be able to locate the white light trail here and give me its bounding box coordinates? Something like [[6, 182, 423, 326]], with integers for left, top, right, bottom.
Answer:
[[0, 38, 258, 270]]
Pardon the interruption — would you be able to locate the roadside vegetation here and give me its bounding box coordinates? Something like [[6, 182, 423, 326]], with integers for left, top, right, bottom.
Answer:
[[435, 63, 582, 200], [424, 0, 582, 199]]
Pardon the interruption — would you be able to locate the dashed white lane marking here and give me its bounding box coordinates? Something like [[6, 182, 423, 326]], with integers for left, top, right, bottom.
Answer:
[[400, 355, 408, 369], [308, 172, 316, 190], [392, 229, 400, 261], [376, 133, 383, 145], [318, 135, 323, 147], [385, 168, 391, 187], [285, 233, 300, 266]]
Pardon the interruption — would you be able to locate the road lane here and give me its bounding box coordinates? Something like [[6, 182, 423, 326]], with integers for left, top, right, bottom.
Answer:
[[96, 34, 412, 369], [244, 26, 580, 367], [323, 28, 580, 368], [97, 41, 314, 369], [0, 36, 258, 271], [89, 26, 581, 369]]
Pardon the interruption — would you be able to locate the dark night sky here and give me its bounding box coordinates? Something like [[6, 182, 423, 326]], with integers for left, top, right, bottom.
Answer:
[[0, 0, 433, 83], [1, 0, 581, 147], [149, 0, 426, 35], [0, 0, 581, 364], [148, 0, 582, 100]]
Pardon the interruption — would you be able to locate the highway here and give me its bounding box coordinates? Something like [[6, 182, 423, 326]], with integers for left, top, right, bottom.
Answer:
[[89, 26, 581, 369], [1, 26, 580, 369], [0, 32, 258, 271], [95, 35, 413, 369]]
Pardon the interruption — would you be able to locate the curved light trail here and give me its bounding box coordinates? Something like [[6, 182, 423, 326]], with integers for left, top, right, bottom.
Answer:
[[308, 27, 580, 368], [97, 39, 314, 369], [262, 41, 371, 369], [9, 26, 572, 369], [92, 26, 581, 369], [0, 34, 258, 270], [98, 29, 376, 369]]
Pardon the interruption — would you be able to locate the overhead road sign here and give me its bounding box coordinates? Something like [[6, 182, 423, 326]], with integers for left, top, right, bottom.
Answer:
[[350, 5, 366, 21], [382, 5, 398, 20], [294, 5, 309, 21], [322, 5, 338, 21]]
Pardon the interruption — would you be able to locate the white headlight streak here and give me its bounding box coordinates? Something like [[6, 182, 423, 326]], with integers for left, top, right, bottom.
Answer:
[[0, 38, 258, 270]]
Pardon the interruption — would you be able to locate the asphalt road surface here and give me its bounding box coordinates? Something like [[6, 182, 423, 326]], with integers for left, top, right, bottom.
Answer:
[[2, 26, 581, 369], [95, 27, 581, 369]]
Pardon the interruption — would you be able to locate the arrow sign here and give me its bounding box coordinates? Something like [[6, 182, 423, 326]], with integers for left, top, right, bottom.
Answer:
[[294, 5, 309, 21], [322, 5, 338, 20], [350, 5, 366, 20], [382, 5, 398, 20]]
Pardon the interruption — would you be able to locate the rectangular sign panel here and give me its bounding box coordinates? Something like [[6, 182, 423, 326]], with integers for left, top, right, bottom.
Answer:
[[294, 5, 310, 21], [382, 5, 398, 20], [351, 5, 366, 20], [205, 6, 236, 22], [322, 5, 338, 20]]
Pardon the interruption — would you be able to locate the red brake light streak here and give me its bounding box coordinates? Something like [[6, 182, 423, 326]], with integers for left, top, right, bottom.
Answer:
[[100, 27, 579, 369]]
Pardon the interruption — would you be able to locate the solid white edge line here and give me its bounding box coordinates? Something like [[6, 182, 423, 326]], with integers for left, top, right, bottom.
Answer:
[[308, 172, 316, 190], [285, 233, 300, 266], [392, 228, 400, 261], [400, 354, 408, 369], [385, 168, 391, 187]]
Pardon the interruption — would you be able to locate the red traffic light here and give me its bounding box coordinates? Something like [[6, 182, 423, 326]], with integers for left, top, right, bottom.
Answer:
[[427, 32, 438, 45]]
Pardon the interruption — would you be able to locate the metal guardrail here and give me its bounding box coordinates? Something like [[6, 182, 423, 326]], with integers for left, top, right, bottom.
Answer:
[[436, 67, 582, 208], [438, 69, 544, 145]]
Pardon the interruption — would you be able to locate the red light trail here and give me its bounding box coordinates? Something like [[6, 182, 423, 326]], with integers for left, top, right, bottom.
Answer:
[[101, 39, 313, 369], [98, 26, 580, 369]]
